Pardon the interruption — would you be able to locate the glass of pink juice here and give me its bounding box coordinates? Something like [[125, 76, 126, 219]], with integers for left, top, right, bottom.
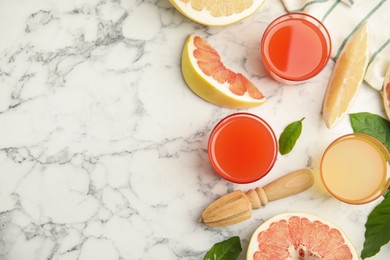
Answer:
[[208, 113, 278, 184], [261, 13, 331, 84]]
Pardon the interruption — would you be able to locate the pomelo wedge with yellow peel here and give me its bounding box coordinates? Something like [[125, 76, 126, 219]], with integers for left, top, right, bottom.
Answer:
[[322, 23, 369, 128], [169, 0, 265, 26], [247, 213, 358, 260], [382, 66, 390, 119], [181, 34, 266, 109]]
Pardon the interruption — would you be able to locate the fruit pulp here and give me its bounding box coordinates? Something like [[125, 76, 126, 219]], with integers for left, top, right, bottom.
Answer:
[[261, 13, 331, 82], [247, 213, 358, 259], [321, 134, 388, 204], [192, 35, 264, 100], [322, 23, 368, 128], [208, 113, 277, 183]]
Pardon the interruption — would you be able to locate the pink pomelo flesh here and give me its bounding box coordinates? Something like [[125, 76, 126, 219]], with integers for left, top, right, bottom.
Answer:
[[248, 214, 357, 260], [193, 36, 264, 100]]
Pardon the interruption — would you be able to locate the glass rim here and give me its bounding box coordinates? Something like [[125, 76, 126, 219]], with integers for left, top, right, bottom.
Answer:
[[208, 112, 278, 184], [261, 12, 332, 82], [320, 133, 390, 205]]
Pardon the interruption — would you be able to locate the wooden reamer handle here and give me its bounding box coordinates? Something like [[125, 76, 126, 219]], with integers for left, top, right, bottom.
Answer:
[[245, 168, 314, 209], [200, 169, 314, 226]]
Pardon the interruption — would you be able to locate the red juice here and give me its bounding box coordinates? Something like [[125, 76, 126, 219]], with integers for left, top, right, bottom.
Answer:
[[261, 13, 331, 83], [208, 113, 277, 183]]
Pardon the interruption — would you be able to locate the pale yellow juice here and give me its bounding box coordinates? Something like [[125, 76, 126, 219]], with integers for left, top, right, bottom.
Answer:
[[321, 134, 387, 204]]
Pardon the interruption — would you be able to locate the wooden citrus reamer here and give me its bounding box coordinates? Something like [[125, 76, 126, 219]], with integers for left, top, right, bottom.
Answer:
[[199, 168, 314, 226]]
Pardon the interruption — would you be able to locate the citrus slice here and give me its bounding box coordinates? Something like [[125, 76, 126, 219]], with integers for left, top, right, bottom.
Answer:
[[170, 0, 265, 26], [181, 34, 266, 109], [247, 213, 358, 260], [382, 66, 390, 119], [322, 22, 369, 128]]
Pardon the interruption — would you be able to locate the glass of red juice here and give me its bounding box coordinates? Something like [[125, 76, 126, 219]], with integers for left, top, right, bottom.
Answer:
[[261, 13, 331, 84], [208, 113, 278, 184]]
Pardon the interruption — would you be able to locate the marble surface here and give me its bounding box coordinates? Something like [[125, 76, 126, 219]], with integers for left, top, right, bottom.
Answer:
[[0, 0, 389, 259]]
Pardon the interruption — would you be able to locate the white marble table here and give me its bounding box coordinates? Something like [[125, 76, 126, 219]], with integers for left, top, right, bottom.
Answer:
[[0, 0, 389, 259]]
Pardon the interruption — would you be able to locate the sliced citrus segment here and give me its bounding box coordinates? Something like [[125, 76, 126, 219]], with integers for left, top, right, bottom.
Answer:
[[169, 0, 265, 26], [247, 213, 359, 260], [382, 66, 390, 119], [322, 22, 369, 128], [181, 34, 266, 109]]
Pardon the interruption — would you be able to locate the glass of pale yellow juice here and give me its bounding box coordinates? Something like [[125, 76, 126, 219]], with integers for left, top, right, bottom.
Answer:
[[320, 133, 390, 204]]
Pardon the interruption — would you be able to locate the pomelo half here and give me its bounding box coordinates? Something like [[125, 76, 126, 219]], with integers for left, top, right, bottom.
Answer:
[[382, 66, 390, 119], [247, 213, 358, 260], [169, 0, 265, 26], [181, 34, 266, 109]]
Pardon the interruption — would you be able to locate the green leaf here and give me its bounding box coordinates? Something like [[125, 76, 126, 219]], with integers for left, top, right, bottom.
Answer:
[[349, 112, 390, 152], [203, 236, 242, 260], [361, 195, 390, 259], [279, 118, 305, 155], [385, 187, 390, 198], [350, 112, 390, 258]]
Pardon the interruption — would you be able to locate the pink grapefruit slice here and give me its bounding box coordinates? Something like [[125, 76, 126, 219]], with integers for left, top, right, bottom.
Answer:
[[247, 213, 358, 260], [181, 34, 266, 109], [382, 66, 390, 119]]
